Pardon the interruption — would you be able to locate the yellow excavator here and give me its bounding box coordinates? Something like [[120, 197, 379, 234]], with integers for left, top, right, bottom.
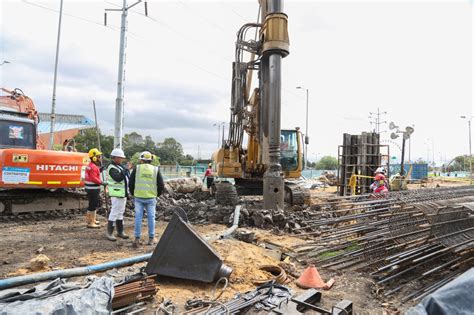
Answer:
[[212, 0, 307, 205]]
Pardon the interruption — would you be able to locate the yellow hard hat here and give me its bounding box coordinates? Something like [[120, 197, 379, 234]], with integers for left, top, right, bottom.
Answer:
[[140, 151, 153, 161], [88, 148, 102, 158]]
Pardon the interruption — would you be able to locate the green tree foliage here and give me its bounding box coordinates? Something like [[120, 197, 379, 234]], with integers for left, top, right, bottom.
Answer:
[[73, 128, 114, 157], [156, 138, 184, 164], [314, 156, 338, 170], [442, 155, 474, 172], [179, 154, 195, 166], [73, 130, 193, 166]]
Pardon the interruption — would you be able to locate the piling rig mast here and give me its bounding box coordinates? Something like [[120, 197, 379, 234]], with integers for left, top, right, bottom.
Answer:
[[213, 0, 306, 207]]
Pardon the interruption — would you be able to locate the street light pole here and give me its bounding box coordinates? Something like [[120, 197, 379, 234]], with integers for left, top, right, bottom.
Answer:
[[213, 123, 220, 148], [296, 86, 309, 169], [469, 119, 472, 184], [461, 116, 472, 184]]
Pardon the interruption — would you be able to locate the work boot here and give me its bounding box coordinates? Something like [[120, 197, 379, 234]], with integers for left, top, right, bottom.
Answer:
[[147, 237, 157, 246], [86, 212, 100, 229], [132, 237, 140, 248], [115, 220, 129, 239], [106, 221, 116, 241]]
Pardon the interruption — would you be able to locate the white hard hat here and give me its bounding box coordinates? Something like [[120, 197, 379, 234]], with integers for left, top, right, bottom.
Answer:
[[110, 148, 126, 158], [140, 151, 153, 161], [375, 167, 386, 174]]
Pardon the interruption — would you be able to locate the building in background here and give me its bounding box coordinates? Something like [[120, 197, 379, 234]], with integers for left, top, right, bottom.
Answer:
[[38, 113, 95, 149]]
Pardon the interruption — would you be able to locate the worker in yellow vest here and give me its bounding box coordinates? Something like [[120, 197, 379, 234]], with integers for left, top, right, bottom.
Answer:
[[129, 151, 165, 248]]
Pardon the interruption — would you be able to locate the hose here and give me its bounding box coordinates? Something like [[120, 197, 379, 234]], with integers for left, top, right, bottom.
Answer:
[[0, 206, 242, 290]]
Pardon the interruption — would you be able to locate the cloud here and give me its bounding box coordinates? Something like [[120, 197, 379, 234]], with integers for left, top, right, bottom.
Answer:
[[1, 0, 472, 162]]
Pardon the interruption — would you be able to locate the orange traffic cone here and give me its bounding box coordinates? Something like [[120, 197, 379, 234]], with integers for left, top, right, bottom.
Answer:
[[296, 264, 335, 290]]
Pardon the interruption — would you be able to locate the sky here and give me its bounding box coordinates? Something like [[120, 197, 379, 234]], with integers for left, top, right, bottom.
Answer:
[[0, 0, 472, 165]]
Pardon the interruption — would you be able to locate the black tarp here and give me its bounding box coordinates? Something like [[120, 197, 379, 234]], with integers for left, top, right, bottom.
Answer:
[[0, 277, 114, 315]]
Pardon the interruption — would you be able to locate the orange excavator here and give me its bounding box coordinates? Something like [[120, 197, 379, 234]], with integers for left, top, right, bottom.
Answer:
[[0, 88, 89, 214]]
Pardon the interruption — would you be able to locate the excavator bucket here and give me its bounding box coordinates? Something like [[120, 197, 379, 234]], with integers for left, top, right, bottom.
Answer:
[[145, 210, 232, 283]]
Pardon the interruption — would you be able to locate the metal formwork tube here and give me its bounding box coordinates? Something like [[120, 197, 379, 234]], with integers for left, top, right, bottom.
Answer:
[[263, 0, 286, 210]]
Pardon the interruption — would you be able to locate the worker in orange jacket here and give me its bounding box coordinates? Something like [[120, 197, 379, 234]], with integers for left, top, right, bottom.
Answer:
[[85, 148, 105, 228]]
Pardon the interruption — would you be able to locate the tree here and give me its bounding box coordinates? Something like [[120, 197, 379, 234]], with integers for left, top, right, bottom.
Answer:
[[315, 156, 338, 170], [73, 128, 114, 157], [179, 154, 195, 166], [443, 155, 474, 173], [156, 138, 184, 164]]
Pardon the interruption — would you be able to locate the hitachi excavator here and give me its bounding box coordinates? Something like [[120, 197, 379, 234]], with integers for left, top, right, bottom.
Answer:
[[212, 0, 308, 205], [0, 88, 89, 215]]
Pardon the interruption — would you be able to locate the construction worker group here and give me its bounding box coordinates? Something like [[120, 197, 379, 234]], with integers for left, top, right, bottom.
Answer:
[[85, 148, 164, 248]]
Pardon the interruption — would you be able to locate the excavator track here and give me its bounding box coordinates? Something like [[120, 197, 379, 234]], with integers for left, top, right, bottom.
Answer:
[[234, 178, 310, 206], [0, 189, 87, 219]]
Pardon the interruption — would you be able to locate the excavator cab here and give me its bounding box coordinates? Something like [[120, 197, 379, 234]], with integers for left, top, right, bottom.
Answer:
[[0, 114, 36, 149], [280, 129, 303, 178]]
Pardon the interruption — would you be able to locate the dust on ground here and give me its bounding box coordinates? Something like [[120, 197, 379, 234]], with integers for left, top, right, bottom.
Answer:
[[0, 214, 391, 314]]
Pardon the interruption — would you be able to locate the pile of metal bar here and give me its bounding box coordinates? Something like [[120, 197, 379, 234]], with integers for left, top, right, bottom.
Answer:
[[112, 275, 158, 310], [292, 186, 474, 301]]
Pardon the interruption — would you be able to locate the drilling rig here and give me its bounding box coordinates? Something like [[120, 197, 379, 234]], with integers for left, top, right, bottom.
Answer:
[[213, 0, 307, 207]]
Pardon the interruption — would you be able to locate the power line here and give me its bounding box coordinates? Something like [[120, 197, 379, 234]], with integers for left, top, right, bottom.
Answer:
[[369, 107, 387, 134], [177, 0, 226, 32], [23, 0, 109, 28]]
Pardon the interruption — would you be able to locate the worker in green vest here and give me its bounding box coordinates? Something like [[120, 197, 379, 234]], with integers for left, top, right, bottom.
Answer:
[[129, 151, 165, 248], [105, 148, 130, 241]]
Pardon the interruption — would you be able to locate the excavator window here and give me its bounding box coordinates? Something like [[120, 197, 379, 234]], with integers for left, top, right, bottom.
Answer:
[[280, 130, 298, 171], [0, 120, 35, 149]]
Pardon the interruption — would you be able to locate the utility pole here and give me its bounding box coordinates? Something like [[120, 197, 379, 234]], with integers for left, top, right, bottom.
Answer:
[[105, 0, 146, 149], [49, 0, 64, 150], [369, 108, 387, 134], [296, 86, 310, 169], [92, 100, 101, 152]]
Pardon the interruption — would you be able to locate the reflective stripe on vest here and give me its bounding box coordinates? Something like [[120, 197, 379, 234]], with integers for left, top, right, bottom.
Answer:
[[107, 164, 126, 197], [134, 164, 158, 198], [85, 181, 101, 190]]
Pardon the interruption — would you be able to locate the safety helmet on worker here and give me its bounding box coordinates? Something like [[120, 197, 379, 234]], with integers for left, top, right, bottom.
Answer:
[[88, 148, 102, 158], [208, 163, 212, 167], [110, 148, 126, 158], [375, 167, 386, 175], [375, 174, 386, 181], [140, 151, 153, 161]]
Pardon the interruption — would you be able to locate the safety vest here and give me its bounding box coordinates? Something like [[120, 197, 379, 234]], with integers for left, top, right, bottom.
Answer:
[[107, 164, 126, 198], [134, 164, 158, 199]]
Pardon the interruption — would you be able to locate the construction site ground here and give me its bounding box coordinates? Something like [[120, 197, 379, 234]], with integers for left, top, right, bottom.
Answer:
[[0, 178, 469, 314]]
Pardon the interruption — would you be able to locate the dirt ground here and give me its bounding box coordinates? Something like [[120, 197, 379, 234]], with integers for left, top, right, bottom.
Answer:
[[0, 213, 394, 314]]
